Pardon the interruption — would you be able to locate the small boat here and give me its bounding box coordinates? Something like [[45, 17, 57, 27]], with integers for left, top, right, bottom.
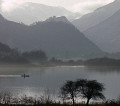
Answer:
[[21, 74, 30, 78]]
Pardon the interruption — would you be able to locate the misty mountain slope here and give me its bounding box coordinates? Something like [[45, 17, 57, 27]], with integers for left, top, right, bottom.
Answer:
[[45, 16, 70, 24], [29, 22, 104, 58], [0, 14, 29, 45], [72, 0, 120, 31], [0, 14, 6, 22], [84, 9, 120, 53], [0, 15, 104, 59], [2, 2, 80, 25]]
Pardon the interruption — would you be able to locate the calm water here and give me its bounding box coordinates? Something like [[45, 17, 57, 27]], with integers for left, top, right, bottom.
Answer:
[[0, 66, 120, 100]]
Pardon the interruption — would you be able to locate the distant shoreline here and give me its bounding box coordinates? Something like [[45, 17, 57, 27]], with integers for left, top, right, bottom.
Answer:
[[0, 63, 120, 68]]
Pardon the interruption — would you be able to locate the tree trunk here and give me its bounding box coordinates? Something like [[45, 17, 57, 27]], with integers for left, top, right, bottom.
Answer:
[[71, 92, 75, 105], [72, 97, 75, 105], [86, 98, 90, 106]]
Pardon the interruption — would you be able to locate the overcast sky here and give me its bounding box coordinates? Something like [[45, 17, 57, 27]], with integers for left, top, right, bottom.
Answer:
[[0, 0, 114, 14]]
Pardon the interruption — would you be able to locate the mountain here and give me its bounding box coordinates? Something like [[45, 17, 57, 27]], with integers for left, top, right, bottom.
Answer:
[[0, 14, 104, 59], [72, 0, 120, 31], [0, 14, 29, 45], [0, 14, 6, 22], [84, 9, 120, 53], [2, 2, 81, 25]]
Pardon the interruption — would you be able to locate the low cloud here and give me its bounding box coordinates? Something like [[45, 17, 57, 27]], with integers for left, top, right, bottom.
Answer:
[[1, 0, 24, 12], [72, 0, 114, 13], [1, 0, 114, 14]]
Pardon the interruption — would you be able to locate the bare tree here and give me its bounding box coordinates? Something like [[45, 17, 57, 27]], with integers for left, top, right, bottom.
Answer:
[[60, 81, 78, 105], [76, 79, 105, 106]]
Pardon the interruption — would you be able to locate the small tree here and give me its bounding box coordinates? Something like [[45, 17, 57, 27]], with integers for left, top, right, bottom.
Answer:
[[60, 81, 78, 105], [76, 79, 105, 106]]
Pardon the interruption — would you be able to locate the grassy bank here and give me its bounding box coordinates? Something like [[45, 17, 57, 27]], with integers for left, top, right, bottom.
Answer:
[[0, 103, 119, 106]]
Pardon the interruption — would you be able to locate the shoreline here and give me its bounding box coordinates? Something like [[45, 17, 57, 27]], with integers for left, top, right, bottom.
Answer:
[[0, 64, 120, 68]]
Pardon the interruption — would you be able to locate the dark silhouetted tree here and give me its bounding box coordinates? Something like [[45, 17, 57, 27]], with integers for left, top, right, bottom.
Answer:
[[76, 79, 105, 106], [0, 42, 29, 64], [22, 50, 47, 63], [60, 81, 78, 105]]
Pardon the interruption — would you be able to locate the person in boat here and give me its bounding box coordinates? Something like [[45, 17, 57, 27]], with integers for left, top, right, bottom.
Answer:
[[21, 74, 30, 78]]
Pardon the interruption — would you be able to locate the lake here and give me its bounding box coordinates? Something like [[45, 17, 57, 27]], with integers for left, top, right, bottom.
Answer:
[[0, 65, 120, 100]]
